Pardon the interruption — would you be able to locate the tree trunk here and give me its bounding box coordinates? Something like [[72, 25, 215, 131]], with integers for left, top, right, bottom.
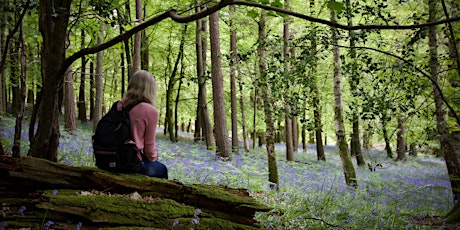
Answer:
[[166, 25, 187, 143], [174, 48, 185, 140], [429, 0, 460, 203], [346, 0, 366, 167], [259, 11, 279, 189], [209, 11, 231, 159], [29, 0, 71, 161], [396, 115, 406, 162], [63, 65, 76, 132], [132, 0, 142, 72], [445, 131, 460, 223], [381, 117, 393, 159], [230, 5, 239, 154], [330, 4, 357, 188], [0, 0, 8, 114], [283, 0, 294, 161], [89, 61, 95, 120], [238, 69, 249, 152], [285, 105, 294, 161], [93, 23, 104, 132], [77, 29, 87, 122], [12, 23, 26, 158], [141, 2, 149, 71], [194, 2, 215, 149], [0, 156, 271, 229], [310, 0, 325, 161]]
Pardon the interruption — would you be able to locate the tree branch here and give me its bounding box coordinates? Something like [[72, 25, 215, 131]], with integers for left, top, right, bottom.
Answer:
[[61, 0, 460, 78], [336, 44, 460, 126]]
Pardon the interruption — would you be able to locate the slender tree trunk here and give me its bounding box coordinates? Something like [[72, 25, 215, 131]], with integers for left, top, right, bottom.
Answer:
[[346, 0, 366, 167], [194, 1, 203, 142], [209, 11, 231, 159], [141, 3, 149, 71], [166, 25, 187, 142], [0, 0, 8, 114], [285, 105, 294, 161], [133, 0, 142, 72], [93, 23, 104, 132], [310, 0, 325, 161], [64, 65, 76, 132], [253, 75, 258, 150], [12, 23, 26, 158], [89, 61, 94, 120], [381, 117, 393, 158], [259, 11, 279, 189], [428, 0, 460, 204], [175, 46, 185, 140], [10, 38, 20, 113], [330, 4, 357, 188], [238, 68, 249, 152], [194, 2, 214, 148], [395, 115, 406, 162], [230, 5, 239, 154], [283, 0, 294, 161], [77, 30, 87, 122]]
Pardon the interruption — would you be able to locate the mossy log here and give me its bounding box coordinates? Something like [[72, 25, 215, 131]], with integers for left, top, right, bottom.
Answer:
[[0, 156, 271, 229]]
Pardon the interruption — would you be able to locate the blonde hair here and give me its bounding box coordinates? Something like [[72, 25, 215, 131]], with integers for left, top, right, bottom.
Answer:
[[123, 70, 157, 106]]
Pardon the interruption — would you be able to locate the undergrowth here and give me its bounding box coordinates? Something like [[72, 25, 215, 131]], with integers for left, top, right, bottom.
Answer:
[[0, 116, 453, 229]]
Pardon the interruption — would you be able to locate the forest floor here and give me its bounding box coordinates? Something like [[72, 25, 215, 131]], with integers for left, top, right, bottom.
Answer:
[[0, 116, 457, 229]]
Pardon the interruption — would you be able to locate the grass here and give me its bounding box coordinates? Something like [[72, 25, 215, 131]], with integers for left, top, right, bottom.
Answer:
[[0, 115, 453, 229]]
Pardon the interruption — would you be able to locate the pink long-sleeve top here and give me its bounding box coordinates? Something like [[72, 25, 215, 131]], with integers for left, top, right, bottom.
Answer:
[[117, 100, 158, 161]]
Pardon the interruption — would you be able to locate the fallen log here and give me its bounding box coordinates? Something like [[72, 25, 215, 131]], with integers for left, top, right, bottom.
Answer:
[[0, 156, 271, 229]]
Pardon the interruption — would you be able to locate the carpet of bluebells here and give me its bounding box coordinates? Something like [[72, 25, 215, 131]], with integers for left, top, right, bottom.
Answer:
[[0, 116, 453, 229]]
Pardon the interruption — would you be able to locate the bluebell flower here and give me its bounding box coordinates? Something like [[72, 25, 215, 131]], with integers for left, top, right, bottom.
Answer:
[[19, 206, 26, 216], [44, 221, 54, 230], [52, 190, 58, 196], [194, 208, 201, 217], [191, 219, 199, 225], [77, 222, 82, 230], [172, 219, 179, 226]]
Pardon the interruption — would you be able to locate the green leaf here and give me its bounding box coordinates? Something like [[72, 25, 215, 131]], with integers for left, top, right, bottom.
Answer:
[[327, 1, 345, 13], [271, 0, 283, 8], [260, 0, 270, 4], [247, 9, 259, 19]]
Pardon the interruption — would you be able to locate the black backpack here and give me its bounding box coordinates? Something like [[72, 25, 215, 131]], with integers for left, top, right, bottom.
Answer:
[[92, 100, 143, 172]]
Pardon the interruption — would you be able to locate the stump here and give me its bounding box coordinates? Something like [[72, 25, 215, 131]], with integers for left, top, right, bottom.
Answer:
[[0, 156, 271, 229]]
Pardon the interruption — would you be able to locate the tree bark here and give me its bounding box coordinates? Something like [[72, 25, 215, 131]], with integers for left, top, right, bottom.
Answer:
[[132, 0, 142, 72], [64, 65, 76, 133], [238, 68, 249, 152], [230, 5, 239, 154], [283, 0, 294, 161], [381, 117, 393, 159], [77, 29, 87, 122], [194, 2, 215, 149], [12, 23, 26, 158], [395, 115, 406, 162], [428, 0, 460, 203], [310, 0, 325, 161], [0, 0, 8, 114], [258, 11, 279, 189], [209, 11, 231, 159], [29, 0, 71, 161], [93, 23, 104, 132], [330, 4, 357, 188], [0, 156, 271, 228], [346, 0, 366, 167]]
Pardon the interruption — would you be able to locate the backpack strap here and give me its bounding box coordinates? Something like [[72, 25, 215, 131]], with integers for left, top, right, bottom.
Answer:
[[117, 100, 144, 112]]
